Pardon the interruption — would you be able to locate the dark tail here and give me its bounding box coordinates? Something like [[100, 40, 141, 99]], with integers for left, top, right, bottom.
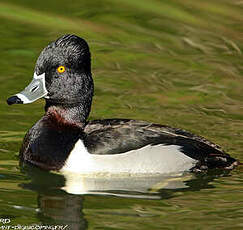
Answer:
[[192, 154, 240, 172]]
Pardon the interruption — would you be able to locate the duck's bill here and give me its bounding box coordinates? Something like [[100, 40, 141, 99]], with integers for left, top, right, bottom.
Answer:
[[7, 73, 48, 105]]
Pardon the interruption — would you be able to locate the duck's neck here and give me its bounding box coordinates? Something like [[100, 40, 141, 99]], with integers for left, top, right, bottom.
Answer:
[[44, 101, 89, 129], [43, 72, 94, 129]]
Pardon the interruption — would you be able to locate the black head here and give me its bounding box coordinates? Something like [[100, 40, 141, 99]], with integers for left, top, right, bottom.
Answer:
[[36, 34, 91, 75], [36, 34, 93, 105], [7, 34, 94, 122]]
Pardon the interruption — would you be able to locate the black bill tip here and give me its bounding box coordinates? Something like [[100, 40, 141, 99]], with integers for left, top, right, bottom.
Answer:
[[7, 96, 23, 105]]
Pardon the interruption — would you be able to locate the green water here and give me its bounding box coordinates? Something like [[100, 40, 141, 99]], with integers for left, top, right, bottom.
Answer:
[[0, 0, 243, 229]]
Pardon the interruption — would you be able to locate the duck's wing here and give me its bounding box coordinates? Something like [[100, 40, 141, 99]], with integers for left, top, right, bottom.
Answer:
[[83, 119, 237, 171]]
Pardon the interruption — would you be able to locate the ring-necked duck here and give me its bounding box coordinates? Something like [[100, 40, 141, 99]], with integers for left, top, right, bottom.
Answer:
[[7, 34, 239, 174]]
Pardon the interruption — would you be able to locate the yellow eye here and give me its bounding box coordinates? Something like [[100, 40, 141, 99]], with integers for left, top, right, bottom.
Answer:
[[57, 66, 65, 73]]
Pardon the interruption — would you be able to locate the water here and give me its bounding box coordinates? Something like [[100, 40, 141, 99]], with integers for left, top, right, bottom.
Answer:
[[0, 0, 243, 229]]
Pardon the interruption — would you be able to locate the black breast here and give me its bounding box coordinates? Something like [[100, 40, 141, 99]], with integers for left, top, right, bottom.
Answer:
[[20, 118, 81, 170]]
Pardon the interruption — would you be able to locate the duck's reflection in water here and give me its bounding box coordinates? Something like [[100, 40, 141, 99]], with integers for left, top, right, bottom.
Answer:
[[38, 193, 87, 230], [20, 165, 230, 229], [20, 166, 86, 229]]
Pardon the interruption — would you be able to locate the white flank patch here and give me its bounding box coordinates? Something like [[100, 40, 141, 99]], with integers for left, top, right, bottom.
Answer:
[[60, 140, 197, 175]]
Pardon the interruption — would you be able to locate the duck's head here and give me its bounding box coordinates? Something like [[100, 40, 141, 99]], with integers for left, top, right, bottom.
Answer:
[[7, 34, 94, 121]]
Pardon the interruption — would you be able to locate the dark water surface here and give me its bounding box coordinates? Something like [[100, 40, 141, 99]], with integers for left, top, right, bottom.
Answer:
[[0, 0, 243, 229]]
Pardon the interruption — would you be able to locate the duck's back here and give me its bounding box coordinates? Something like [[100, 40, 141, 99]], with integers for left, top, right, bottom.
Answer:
[[71, 119, 237, 173]]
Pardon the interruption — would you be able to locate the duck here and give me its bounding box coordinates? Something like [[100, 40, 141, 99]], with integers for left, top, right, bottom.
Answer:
[[7, 34, 239, 175]]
